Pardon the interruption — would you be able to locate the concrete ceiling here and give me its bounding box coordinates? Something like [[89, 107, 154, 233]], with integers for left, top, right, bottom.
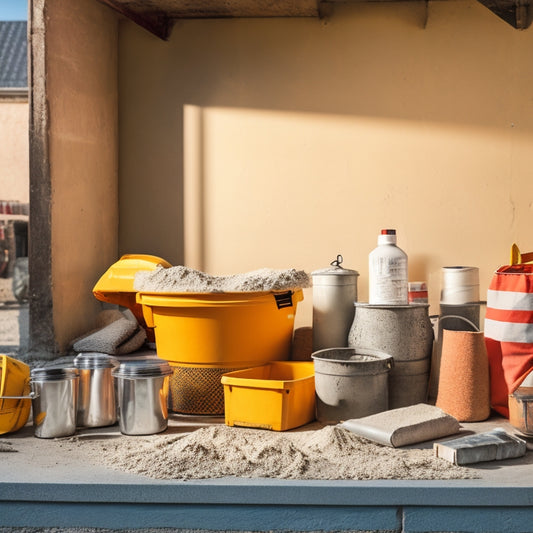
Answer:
[[96, 0, 323, 39], [96, 0, 531, 39]]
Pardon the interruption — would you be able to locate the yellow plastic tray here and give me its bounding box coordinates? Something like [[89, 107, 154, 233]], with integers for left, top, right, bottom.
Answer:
[[221, 361, 315, 431]]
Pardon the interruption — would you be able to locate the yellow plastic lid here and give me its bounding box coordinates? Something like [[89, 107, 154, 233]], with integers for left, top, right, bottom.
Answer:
[[93, 254, 171, 297]]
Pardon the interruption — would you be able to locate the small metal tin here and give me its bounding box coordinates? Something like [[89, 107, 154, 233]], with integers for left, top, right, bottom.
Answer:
[[30, 366, 79, 438], [74, 352, 118, 428], [112, 358, 173, 436]]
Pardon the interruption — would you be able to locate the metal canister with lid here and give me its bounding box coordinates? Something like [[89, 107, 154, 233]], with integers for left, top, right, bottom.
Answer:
[[74, 352, 118, 428], [311, 255, 359, 351], [30, 366, 79, 438], [112, 358, 173, 435]]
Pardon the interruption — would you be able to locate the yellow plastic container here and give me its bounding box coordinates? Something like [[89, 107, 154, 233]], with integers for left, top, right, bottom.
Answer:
[[221, 361, 315, 431], [0, 355, 31, 435], [93, 254, 172, 341], [137, 289, 303, 367]]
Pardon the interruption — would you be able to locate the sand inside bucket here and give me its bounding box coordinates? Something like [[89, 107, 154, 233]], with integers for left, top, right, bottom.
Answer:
[[133, 265, 311, 293]]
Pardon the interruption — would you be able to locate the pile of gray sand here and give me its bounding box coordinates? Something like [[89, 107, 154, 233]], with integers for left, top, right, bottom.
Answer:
[[134, 265, 311, 293], [79, 424, 475, 481]]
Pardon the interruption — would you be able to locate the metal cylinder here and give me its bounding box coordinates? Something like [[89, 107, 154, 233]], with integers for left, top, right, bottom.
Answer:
[[348, 303, 434, 409], [312, 347, 393, 424], [74, 352, 118, 428], [312, 256, 359, 351], [112, 359, 172, 435], [30, 367, 79, 439]]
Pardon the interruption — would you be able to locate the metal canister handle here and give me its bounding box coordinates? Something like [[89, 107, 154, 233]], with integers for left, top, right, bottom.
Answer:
[[0, 391, 38, 399]]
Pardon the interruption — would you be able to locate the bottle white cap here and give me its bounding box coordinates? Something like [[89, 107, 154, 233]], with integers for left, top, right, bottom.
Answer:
[[377, 229, 397, 245]]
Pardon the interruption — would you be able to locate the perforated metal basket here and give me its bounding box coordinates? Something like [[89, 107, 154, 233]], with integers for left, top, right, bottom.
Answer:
[[169, 364, 241, 415]]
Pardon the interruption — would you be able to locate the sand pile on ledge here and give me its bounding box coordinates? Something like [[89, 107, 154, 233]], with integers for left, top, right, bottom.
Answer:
[[80, 424, 475, 481], [133, 265, 311, 293]]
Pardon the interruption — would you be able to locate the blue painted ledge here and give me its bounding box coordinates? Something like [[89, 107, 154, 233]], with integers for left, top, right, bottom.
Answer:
[[2, 418, 533, 533]]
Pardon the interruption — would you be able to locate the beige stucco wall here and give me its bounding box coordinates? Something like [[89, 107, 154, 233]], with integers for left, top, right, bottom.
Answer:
[[0, 100, 29, 204], [44, 0, 118, 351], [118, 0, 533, 328]]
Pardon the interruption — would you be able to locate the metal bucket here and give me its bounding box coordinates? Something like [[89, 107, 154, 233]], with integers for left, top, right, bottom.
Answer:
[[30, 367, 79, 438], [312, 347, 393, 424], [348, 303, 434, 409], [112, 358, 172, 435], [74, 352, 118, 428]]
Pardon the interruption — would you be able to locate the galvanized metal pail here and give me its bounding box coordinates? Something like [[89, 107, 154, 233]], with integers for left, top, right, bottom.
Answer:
[[112, 358, 172, 435], [312, 347, 393, 424]]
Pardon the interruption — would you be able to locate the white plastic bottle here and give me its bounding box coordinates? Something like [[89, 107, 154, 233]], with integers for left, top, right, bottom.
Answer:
[[368, 229, 408, 305]]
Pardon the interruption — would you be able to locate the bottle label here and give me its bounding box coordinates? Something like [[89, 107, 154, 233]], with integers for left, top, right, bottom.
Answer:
[[369, 256, 408, 304]]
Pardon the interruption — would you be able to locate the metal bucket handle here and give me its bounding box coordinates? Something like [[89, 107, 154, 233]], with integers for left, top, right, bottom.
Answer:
[[439, 314, 480, 332], [0, 391, 38, 399]]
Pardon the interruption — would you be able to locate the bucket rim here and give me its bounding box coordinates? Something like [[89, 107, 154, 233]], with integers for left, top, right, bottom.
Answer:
[[137, 288, 303, 298], [311, 347, 394, 365], [136, 288, 304, 308]]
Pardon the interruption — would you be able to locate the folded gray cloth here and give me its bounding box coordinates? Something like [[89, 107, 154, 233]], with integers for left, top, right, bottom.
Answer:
[[72, 310, 146, 355]]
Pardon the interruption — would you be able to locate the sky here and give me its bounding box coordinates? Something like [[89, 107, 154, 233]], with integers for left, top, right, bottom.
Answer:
[[0, 0, 27, 20]]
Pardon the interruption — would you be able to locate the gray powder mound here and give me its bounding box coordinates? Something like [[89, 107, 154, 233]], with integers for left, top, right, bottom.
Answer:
[[133, 265, 311, 293], [84, 424, 475, 481]]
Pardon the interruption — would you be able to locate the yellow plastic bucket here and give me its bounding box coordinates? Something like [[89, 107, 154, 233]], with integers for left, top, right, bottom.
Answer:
[[0, 355, 31, 435], [137, 289, 304, 415], [137, 289, 303, 367]]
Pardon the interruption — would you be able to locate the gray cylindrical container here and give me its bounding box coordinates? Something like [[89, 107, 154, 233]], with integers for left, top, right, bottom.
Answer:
[[74, 352, 118, 428], [312, 347, 393, 424], [348, 303, 434, 409], [312, 255, 359, 352], [112, 358, 173, 435], [31, 367, 79, 438]]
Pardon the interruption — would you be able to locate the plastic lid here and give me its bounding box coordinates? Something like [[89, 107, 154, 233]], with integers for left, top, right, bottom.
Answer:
[[31, 366, 79, 381], [112, 358, 173, 378], [74, 352, 119, 369], [93, 254, 172, 297], [377, 229, 398, 245]]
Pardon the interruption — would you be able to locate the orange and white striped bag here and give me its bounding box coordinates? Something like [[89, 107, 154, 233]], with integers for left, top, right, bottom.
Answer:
[[484, 263, 533, 417]]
